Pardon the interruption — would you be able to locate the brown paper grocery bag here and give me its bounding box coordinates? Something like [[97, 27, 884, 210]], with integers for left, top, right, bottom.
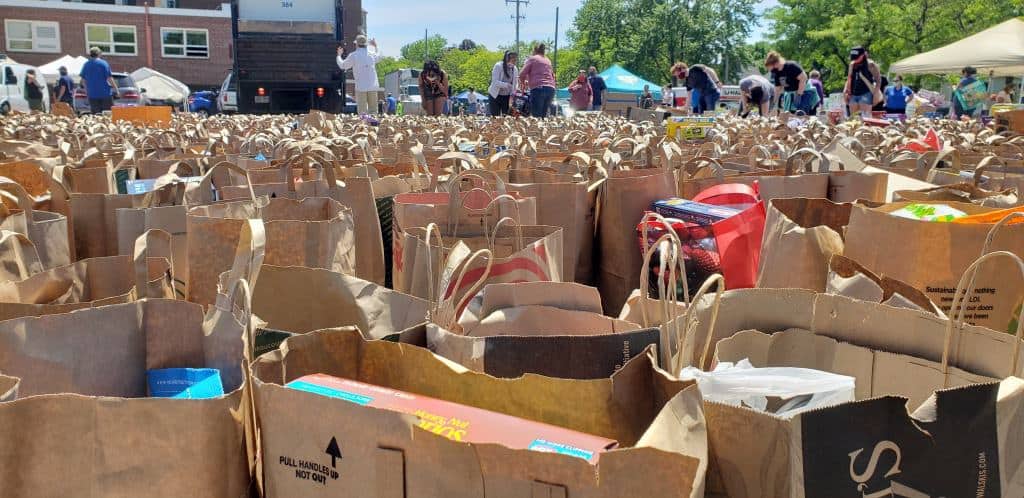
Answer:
[[678, 152, 829, 201], [0, 160, 51, 208], [709, 328, 1022, 498], [845, 202, 1024, 333], [0, 295, 252, 497], [116, 199, 187, 298], [50, 169, 184, 262], [214, 159, 388, 286], [187, 194, 354, 307], [492, 150, 600, 284], [252, 327, 708, 498], [702, 253, 1024, 497], [894, 181, 1022, 208], [596, 165, 676, 314], [756, 198, 851, 292], [0, 177, 69, 270], [396, 209, 564, 313], [826, 254, 943, 316], [0, 230, 44, 282], [0, 229, 174, 321], [393, 168, 537, 247], [418, 281, 660, 379]]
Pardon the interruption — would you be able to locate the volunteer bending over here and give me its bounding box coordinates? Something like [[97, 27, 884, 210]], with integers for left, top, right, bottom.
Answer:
[[671, 62, 722, 114], [765, 51, 818, 115], [739, 74, 773, 118]]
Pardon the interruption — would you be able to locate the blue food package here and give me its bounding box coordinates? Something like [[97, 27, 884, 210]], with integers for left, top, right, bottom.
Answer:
[[651, 198, 741, 226], [147, 368, 224, 399]]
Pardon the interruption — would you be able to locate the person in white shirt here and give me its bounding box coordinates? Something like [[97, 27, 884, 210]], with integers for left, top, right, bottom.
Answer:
[[337, 34, 382, 115], [488, 51, 519, 116], [467, 87, 478, 114]]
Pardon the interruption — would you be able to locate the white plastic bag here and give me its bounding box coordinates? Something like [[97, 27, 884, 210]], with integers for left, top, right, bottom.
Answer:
[[679, 359, 855, 418]]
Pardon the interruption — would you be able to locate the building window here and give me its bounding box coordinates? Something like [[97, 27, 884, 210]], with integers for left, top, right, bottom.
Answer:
[[4, 20, 61, 53], [85, 24, 137, 56], [161, 28, 209, 59]]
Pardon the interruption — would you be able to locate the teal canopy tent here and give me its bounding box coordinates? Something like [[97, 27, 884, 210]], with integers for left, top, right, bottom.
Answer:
[[557, 65, 663, 100]]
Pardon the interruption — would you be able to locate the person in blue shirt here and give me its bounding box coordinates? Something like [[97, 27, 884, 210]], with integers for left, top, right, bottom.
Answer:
[[55, 66, 75, 105], [884, 76, 914, 114], [79, 47, 118, 114], [386, 93, 397, 114]]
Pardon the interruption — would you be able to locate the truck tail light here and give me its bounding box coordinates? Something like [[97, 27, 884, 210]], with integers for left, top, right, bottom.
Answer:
[[257, 87, 266, 97], [316, 87, 325, 98]]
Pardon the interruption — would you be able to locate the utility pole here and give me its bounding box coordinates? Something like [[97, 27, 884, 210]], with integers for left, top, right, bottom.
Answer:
[[424, 29, 428, 62], [506, 0, 528, 55], [553, 7, 559, 79]]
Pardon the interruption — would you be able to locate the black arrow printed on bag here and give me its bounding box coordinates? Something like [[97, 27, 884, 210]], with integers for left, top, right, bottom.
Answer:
[[326, 436, 343, 468]]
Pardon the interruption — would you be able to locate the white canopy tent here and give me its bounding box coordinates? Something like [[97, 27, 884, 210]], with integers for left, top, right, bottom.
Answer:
[[37, 55, 88, 83], [891, 18, 1024, 76], [130, 67, 190, 104]]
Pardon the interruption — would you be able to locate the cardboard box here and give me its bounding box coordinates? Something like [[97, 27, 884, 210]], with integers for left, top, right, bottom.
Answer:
[[652, 198, 740, 226], [288, 374, 618, 463], [665, 116, 716, 140]]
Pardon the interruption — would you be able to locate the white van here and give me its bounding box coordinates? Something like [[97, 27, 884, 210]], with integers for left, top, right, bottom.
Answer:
[[217, 72, 237, 114], [1, 62, 50, 114]]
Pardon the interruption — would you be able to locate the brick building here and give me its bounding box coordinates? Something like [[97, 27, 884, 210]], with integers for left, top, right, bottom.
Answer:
[[0, 0, 232, 88]]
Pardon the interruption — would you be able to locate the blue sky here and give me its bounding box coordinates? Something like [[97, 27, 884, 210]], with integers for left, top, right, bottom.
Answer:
[[364, 0, 779, 58]]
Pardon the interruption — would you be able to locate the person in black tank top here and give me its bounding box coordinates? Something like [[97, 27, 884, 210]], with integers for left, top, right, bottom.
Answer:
[[844, 46, 881, 118]]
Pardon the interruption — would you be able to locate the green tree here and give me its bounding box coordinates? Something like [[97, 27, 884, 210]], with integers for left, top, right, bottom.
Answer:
[[766, 0, 1024, 91], [571, 0, 758, 85], [441, 48, 502, 92], [400, 35, 449, 63]]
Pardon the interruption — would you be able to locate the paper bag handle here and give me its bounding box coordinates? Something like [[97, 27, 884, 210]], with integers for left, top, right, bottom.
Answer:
[[423, 223, 446, 308], [673, 273, 725, 375], [0, 178, 36, 219], [430, 249, 494, 329], [216, 219, 266, 310], [133, 229, 174, 299], [942, 250, 1024, 384], [489, 216, 525, 253], [0, 230, 43, 281], [438, 151, 484, 172], [188, 160, 257, 205], [637, 211, 690, 306]]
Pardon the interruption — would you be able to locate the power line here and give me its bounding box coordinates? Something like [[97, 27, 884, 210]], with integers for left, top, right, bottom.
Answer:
[[506, 0, 529, 56]]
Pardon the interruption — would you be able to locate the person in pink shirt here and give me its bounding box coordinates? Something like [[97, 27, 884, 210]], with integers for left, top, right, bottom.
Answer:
[[568, 70, 593, 111], [519, 43, 557, 118]]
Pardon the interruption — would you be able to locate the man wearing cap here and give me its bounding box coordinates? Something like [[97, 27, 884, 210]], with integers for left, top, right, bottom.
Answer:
[[844, 46, 881, 119], [55, 66, 75, 106], [79, 47, 119, 114], [337, 35, 382, 115]]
